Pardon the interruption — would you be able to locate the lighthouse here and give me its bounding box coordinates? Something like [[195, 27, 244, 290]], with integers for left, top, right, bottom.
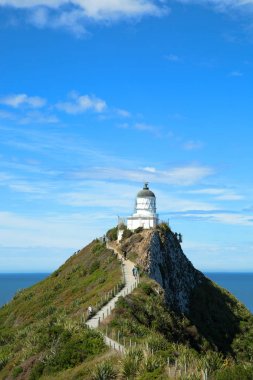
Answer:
[[127, 183, 159, 231]]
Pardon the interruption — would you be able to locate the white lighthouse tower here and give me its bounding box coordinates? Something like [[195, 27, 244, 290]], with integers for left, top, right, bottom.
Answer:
[[127, 183, 159, 231]]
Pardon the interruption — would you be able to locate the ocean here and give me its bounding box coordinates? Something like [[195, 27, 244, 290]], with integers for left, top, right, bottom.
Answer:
[[0, 273, 49, 307], [205, 273, 253, 313], [0, 273, 253, 313]]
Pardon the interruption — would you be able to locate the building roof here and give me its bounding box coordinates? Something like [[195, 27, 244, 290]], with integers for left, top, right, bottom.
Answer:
[[137, 183, 155, 198]]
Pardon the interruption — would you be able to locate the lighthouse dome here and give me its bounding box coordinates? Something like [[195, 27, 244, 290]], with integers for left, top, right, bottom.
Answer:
[[137, 183, 155, 198], [126, 182, 159, 232]]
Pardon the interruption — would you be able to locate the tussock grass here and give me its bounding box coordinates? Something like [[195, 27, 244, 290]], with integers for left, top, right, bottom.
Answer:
[[0, 240, 122, 378]]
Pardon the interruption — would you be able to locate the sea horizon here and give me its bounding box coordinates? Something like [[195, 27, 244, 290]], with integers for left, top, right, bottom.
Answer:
[[1, 272, 253, 313]]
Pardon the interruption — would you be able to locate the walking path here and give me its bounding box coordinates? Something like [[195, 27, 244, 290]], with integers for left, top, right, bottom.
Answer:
[[85, 242, 139, 352]]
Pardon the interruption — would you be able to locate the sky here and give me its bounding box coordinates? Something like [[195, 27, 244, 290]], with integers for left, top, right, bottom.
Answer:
[[0, 0, 253, 272]]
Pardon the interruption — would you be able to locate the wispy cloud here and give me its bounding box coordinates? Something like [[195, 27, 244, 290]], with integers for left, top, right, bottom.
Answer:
[[134, 122, 156, 132], [19, 111, 59, 124], [143, 166, 156, 173], [229, 70, 243, 77], [189, 187, 243, 201], [175, 0, 253, 17], [74, 164, 214, 186], [183, 140, 203, 150], [115, 108, 131, 118], [0, 210, 113, 249], [165, 53, 181, 62], [56, 92, 107, 114], [0, 0, 169, 36], [0, 93, 46, 108], [180, 211, 253, 226]]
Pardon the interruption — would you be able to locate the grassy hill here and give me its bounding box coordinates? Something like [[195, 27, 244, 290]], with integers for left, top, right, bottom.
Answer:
[[0, 240, 122, 379], [99, 275, 253, 379], [1, 230, 253, 379]]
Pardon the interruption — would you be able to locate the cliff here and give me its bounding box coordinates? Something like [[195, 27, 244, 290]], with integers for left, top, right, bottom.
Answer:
[[120, 226, 253, 356], [121, 227, 203, 314]]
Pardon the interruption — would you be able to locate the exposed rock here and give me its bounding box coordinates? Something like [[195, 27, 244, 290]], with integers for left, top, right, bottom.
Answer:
[[121, 228, 204, 314]]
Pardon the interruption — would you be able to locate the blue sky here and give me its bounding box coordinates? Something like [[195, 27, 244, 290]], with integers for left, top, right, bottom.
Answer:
[[0, 0, 253, 272]]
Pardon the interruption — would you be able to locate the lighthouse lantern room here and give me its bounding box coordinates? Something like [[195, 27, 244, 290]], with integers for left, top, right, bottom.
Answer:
[[127, 183, 159, 231]]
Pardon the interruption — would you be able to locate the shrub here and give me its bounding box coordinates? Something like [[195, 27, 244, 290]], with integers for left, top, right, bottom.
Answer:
[[214, 364, 253, 380], [12, 366, 23, 378], [142, 353, 164, 373], [135, 227, 144, 233], [140, 282, 154, 296], [158, 222, 170, 233], [92, 243, 105, 255], [122, 228, 133, 240], [106, 227, 118, 241], [147, 335, 169, 353], [29, 361, 44, 380], [92, 361, 117, 380], [0, 353, 9, 370], [89, 261, 100, 274], [121, 349, 143, 379]]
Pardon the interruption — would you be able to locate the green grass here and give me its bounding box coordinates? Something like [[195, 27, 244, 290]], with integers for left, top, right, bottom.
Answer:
[[0, 240, 122, 378], [2, 229, 253, 379], [98, 274, 253, 379]]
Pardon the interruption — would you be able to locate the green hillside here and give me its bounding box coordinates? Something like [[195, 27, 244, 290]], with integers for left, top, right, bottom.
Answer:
[[99, 275, 253, 379], [1, 232, 253, 379], [0, 240, 122, 379]]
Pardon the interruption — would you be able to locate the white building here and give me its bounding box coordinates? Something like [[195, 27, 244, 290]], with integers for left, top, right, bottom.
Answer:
[[127, 183, 159, 231]]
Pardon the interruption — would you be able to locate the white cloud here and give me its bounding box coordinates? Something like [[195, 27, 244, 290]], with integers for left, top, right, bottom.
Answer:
[[183, 140, 203, 150], [56, 92, 107, 114], [190, 187, 244, 201], [190, 188, 227, 195], [143, 166, 156, 173], [0, 0, 169, 35], [215, 193, 243, 200], [0, 210, 113, 248], [165, 54, 180, 62], [167, 165, 214, 185], [229, 70, 243, 77], [177, 0, 253, 7], [206, 213, 253, 226], [134, 122, 157, 132], [0, 93, 46, 108], [74, 164, 214, 186], [19, 111, 59, 124], [176, 0, 253, 15], [115, 108, 131, 118]]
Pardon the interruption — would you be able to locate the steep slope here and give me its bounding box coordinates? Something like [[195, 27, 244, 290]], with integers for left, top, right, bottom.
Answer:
[[0, 240, 122, 379], [1, 227, 253, 380], [120, 226, 253, 358]]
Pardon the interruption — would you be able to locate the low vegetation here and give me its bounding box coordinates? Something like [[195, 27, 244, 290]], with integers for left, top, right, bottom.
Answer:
[[1, 229, 253, 379], [0, 240, 122, 378], [98, 273, 253, 379]]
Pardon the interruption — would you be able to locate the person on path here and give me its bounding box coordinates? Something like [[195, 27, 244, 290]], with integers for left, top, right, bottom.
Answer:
[[123, 250, 127, 260], [88, 305, 93, 318]]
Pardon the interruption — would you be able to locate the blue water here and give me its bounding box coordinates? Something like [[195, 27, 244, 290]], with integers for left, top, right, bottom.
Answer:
[[0, 273, 50, 307], [0, 273, 253, 313], [205, 273, 253, 313]]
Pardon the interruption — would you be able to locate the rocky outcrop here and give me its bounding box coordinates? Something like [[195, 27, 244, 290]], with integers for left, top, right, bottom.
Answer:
[[121, 228, 204, 314]]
